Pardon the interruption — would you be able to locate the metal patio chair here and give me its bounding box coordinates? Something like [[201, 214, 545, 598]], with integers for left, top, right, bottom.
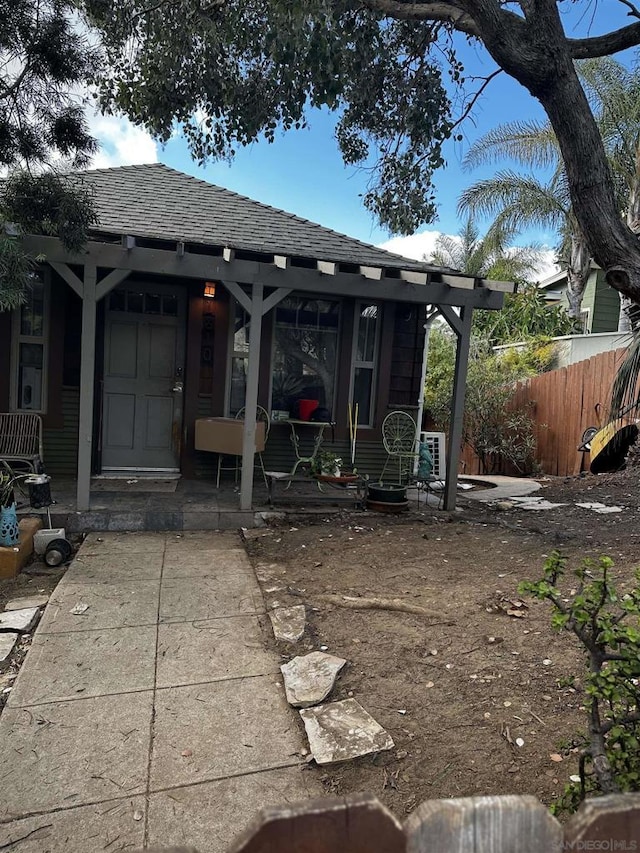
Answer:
[[380, 410, 419, 484]]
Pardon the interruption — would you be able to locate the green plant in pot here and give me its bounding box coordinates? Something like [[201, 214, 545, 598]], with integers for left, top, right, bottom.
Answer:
[[312, 451, 343, 477]]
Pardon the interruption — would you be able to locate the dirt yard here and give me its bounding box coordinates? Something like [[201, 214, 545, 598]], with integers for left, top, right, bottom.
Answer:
[[245, 469, 640, 817]]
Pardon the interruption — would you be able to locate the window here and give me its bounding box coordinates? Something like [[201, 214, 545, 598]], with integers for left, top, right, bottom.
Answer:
[[579, 308, 590, 333], [271, 296, 340, 418], [350, 302, 380, 427], [228, 306, 250, 415], [11, 270, 49, 412]]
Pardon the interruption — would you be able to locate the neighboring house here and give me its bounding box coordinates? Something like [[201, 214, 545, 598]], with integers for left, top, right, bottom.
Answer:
[[0, 164, 511, 511], [540, 264, 620, 333]]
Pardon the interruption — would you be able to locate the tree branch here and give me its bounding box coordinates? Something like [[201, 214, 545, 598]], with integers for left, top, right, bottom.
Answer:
[[450, 68, 503, 131], [361, 0, 481, 36], [601, 713, 640, 735], [569, 22, 640, 59]]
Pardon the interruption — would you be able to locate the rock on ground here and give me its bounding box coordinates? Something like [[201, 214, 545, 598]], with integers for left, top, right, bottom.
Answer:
[[0, 608, 40, 633], [5, 595, 49, 611], [0, 633, 18, 669], [299, 698, 394, 765], [269, 605, 306, 642], [281, 652, 346, 708]]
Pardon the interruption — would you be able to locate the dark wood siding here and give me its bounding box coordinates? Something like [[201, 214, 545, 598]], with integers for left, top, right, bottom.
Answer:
[[43, 386, 79, 475], [388, 303, 426, 412]]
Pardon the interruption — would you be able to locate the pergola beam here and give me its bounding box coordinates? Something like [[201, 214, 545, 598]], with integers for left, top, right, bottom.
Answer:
[[22, 236, 507, 310]]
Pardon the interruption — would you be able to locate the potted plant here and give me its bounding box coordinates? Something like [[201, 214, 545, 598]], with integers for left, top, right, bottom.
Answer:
[[0, 468, 21, 547], [312, 450, 343, 478]]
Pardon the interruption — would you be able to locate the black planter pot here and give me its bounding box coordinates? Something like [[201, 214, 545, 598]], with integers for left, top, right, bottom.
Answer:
[[367, 482, 407, 503]]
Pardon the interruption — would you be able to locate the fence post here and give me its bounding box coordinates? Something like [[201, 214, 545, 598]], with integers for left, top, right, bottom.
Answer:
[[564, 793, 640, 851], [228, 793, 405, 853], [404, 795, 562, 852]]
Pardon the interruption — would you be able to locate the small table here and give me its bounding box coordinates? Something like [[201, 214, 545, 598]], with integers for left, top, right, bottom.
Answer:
[[285, 419, 335, 478]]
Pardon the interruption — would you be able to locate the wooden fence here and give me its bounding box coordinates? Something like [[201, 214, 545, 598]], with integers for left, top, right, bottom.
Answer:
[[460, 347, 630, 478], [143, 791, 640, 852]]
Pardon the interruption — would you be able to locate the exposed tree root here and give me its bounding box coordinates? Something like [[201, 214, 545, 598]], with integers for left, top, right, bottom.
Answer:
[[312, 593, 447, 619]]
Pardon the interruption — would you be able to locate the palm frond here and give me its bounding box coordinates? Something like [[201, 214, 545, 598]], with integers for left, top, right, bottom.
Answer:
[[459, 171, 568, 232], [462, 120, 559, 172], [610, 333, 640, 419]]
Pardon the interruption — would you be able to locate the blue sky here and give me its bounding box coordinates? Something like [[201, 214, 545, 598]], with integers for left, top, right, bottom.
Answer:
[[90, 3, 635, 278]]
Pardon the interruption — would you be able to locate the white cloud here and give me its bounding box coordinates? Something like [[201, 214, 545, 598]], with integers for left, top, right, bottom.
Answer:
[[86, 109, 159, 169], [378, 230, 443, 263], [533, 249, 561, 283], [378, 230, 561, 283]]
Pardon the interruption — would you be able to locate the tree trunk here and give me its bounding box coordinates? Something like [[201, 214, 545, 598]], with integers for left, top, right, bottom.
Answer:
[[471, 1, 640, 307], [619, 176, 640, 331], [566, 232, 591, 326]]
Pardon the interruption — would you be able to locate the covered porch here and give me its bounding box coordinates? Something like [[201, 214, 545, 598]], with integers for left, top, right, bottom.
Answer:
[[11, 166, 513, 520], [25, 473, 444, 533]]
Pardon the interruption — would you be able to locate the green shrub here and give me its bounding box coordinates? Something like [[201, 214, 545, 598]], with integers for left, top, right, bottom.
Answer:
[[520, 552, 640, 814]]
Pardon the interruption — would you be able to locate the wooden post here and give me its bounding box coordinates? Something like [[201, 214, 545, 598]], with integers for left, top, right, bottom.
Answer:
[[564, 793, 640, 851], [443, 305, 473, 511], [239, 283, 263, 511], [77, 264, 97, 512], [229, 793, 405, 853], [405, 795, 562, 852]]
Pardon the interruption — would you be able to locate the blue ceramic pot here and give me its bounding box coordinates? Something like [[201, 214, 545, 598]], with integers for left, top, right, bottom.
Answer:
[[0, 502, 19, 547]]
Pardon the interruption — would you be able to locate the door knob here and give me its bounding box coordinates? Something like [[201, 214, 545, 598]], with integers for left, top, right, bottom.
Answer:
[[172, 381, 184, 393]]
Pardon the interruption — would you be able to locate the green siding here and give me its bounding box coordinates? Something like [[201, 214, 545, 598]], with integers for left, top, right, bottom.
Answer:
[[549, 269, 619, 333], [43, 387, 79, 475], [592, 270, 620, 333]]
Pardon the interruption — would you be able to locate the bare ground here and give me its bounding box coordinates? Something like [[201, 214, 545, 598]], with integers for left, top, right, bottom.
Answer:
[[1, 473, 638, 816], [244, 470, 640, 817]]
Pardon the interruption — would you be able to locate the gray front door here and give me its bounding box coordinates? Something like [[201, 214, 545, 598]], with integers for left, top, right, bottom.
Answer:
[[102, 283, 186, 471]]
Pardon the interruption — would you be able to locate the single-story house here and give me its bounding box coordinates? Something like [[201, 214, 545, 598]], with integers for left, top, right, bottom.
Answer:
[[540, 264, 620, 333], [0, 164, 512, 511]]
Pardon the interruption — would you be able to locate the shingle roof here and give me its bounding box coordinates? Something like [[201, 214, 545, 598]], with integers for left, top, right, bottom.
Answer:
[[80, 163, 441, 273]]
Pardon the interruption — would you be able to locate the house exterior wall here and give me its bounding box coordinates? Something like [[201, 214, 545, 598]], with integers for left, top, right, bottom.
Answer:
[[544, 269, 619, 333], [11, 271, 425, 482]]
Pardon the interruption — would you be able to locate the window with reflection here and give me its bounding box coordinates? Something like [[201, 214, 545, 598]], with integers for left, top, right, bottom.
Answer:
[[350, 303, 380, 426], [271, 297, 340, 418], [229, 307, 250, 415], [12, 271, 48, 412]]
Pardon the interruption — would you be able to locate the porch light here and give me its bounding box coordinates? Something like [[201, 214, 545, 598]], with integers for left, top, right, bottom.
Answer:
[[203, 281, 217, 299]]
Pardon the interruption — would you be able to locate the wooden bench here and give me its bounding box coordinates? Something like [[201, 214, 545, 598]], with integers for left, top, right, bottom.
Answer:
[[265, 471, 368, 508], [0, 413, 44, 473]]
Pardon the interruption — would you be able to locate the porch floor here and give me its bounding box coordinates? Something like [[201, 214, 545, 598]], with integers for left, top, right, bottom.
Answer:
[[21, 474, 379, 533]]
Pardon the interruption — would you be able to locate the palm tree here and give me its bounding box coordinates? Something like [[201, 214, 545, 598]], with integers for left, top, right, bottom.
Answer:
[[459, 123, 591, 326], [461, 57, 640, 332], [429, 217, 543, 281], [579, 57, 640, 332]]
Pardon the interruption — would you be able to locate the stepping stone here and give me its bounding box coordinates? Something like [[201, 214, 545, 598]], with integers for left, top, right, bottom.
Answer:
[[5, 595, 49, 611], [300, 698, 394, 765], [0, 607, 40, 633], [576, 502, 623, 514], [269, 605, 306, 642], [0, 633, 18, 669], [281, 652, 346, 708]]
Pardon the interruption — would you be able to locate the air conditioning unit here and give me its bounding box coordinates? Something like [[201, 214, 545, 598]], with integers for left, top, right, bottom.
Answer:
[[420, 431, 446, 479]]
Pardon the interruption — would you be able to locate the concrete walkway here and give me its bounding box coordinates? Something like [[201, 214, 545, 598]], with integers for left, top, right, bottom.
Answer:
[[0, 531, 320, 851], [459, 474, 542, 502]]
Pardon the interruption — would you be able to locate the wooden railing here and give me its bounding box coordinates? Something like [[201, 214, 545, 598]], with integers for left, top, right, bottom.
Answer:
[[144, 791, 640, 852]]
